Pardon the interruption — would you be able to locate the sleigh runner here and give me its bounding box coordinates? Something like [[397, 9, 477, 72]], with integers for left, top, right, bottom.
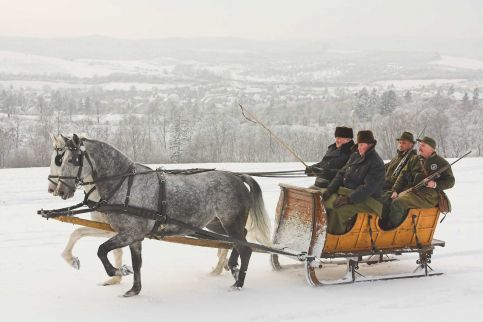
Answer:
[[271, 183, 445, 285]]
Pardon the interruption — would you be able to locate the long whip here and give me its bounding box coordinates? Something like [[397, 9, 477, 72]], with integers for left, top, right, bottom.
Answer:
[[239, 104, 309, 168]]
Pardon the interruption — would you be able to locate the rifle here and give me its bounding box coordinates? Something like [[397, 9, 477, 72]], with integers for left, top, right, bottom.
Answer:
[[401, 150, 471, 194], [391, 125, 427, 179]]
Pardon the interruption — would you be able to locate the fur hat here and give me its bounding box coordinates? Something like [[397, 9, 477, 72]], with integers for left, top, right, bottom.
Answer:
[[334, 126, 353, 138], [396, 131, 415, 143], [417, 136, 437, 149], [357, 130, 376, 144]]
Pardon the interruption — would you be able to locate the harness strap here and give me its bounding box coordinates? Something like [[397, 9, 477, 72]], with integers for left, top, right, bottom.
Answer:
[[124, 173, 134, 207], [151, 170, 167, 235]]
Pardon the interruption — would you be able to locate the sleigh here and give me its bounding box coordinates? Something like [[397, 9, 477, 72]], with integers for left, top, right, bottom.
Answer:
[[270, 184, 445, 285]]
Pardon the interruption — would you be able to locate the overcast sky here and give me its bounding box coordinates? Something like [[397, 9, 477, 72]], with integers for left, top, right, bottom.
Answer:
[[1, 0, 482, 40]]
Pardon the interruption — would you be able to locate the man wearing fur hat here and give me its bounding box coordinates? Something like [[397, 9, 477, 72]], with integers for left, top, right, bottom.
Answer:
[[322, 130, 385, 234], [384, 136, 455, 228], [305, 126, 355, 189], [381, 131, 417, 218]]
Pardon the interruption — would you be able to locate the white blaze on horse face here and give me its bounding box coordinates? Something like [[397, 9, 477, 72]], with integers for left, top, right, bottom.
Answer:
[[55, 137, 79, 200], [49, 134, 63, 195]]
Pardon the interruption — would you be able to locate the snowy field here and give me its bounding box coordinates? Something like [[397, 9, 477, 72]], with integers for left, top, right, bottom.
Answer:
[[1, 159, 483, 322]]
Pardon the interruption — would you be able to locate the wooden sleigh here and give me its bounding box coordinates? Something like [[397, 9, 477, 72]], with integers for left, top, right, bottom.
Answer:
[[270, 183, 445, 286]]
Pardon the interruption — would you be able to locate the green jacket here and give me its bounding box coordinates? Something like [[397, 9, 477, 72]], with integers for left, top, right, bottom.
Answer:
[[384, 149, 416, 191], [392, 152, 455, 193]]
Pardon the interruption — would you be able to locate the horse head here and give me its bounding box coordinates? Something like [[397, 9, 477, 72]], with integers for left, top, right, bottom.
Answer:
[[48, 134, 67, 194], [52, 133, 90, 200]]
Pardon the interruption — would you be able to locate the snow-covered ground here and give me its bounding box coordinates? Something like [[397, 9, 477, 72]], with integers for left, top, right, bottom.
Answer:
[[1, 159, 483, 322]]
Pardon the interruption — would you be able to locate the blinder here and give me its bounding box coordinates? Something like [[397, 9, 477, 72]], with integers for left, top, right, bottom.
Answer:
[[49, 141, 88, 190], [55, 149, 65, 167]]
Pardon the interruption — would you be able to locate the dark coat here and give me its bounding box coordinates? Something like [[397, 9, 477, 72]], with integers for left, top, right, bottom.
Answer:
[[311, 140, 354, 187], [327, 145, 385, 203]]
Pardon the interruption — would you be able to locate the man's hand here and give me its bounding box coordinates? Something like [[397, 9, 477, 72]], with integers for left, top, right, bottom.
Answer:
[[304, 166, 315, 176], [391, 191, 398, 199], [333, 195, 351, 208], [425, 180, 437, 189]]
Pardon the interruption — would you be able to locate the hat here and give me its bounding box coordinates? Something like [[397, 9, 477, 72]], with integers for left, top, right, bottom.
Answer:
[[357, 130, 376, 144], [417, 136, 437, 149], [334, 126, 353, 138], [396, 131, 415, 143]]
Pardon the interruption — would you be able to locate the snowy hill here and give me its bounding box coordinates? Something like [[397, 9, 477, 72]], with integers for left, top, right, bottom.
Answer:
[[1, 160, 483, 322]]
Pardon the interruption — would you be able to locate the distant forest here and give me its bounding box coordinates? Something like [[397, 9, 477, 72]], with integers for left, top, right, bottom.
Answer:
[[0, 84, 481, 168]]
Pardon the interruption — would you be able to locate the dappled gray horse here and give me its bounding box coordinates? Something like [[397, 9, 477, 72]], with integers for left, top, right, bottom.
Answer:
[[48, 134, 123, 286], [51, 134, 271, 297]]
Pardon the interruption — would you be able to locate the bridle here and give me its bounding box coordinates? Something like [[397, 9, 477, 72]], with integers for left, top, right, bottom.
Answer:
[[48, 139, 93, 192]]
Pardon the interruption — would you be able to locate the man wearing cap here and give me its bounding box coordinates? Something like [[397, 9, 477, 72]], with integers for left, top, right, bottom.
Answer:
[[385, 136, 455, 228], [305, 126, 355, 189], [381, 132, 417, 220], [321, 130, 385, 234]]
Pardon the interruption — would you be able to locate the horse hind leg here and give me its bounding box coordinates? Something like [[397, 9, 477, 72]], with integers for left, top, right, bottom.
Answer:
[[229, 244, 252, 290], [223, 224, 252, 290], [210, 248, 229, 276]]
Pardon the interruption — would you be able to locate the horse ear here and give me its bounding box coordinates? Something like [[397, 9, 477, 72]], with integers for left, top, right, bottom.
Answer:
[[60, 134, 68, 143], [50, 133, 58, 146], [72, 134, 81, 146]]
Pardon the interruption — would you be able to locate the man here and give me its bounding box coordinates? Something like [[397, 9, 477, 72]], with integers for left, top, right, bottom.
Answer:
[[385, 136, 455, 228], [305, 126, 354, 189], [381, 131, 417, 219], [321, 130, 385, 235]]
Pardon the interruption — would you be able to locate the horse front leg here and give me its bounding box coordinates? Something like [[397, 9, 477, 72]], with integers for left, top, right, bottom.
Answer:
[[62, 227, 115, 270], [124, 241, 142, 297], [101, 247, 123, 286], [97, 234, 140, 279]]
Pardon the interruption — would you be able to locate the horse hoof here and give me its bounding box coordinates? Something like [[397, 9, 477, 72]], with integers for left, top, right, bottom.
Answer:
[[70, 257, 80, 270], [229, 284, 242, 292], [209, 267, 223, 276], [119, 265, 133, 276], [101, 276, 122, 286], [122, 288, 140, 297]]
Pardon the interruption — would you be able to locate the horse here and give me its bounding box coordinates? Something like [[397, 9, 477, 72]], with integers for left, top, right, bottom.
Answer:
[[50, 134, 271, 296], [48, 134, 123, 286], [49, 135, 260, 282]]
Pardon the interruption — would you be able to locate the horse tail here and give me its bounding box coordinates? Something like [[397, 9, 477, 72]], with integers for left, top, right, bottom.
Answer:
[[239, 174, 272, 245]]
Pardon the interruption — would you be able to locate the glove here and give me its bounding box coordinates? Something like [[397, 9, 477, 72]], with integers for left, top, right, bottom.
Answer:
[[304, 166, 314, 175], [322, 190, 333, 201], [333, 195, 351, 208]]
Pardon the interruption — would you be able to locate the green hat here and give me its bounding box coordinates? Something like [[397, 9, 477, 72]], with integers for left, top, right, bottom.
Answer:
[[417, 136, 437, 149], [396, 131, 415, 143]]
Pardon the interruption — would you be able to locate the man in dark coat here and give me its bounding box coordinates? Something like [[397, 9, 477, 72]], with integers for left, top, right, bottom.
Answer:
[[322, 130, 385, 234], [385, 136, 455, 228], [305, 126, 354, 189], [381, 131, 417, 219]]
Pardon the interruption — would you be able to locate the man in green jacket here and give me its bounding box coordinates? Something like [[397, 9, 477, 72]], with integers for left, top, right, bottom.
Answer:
[[385, 136, 455, 228], [322, 130, 385, 235], [381, 131, 417, 218]]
